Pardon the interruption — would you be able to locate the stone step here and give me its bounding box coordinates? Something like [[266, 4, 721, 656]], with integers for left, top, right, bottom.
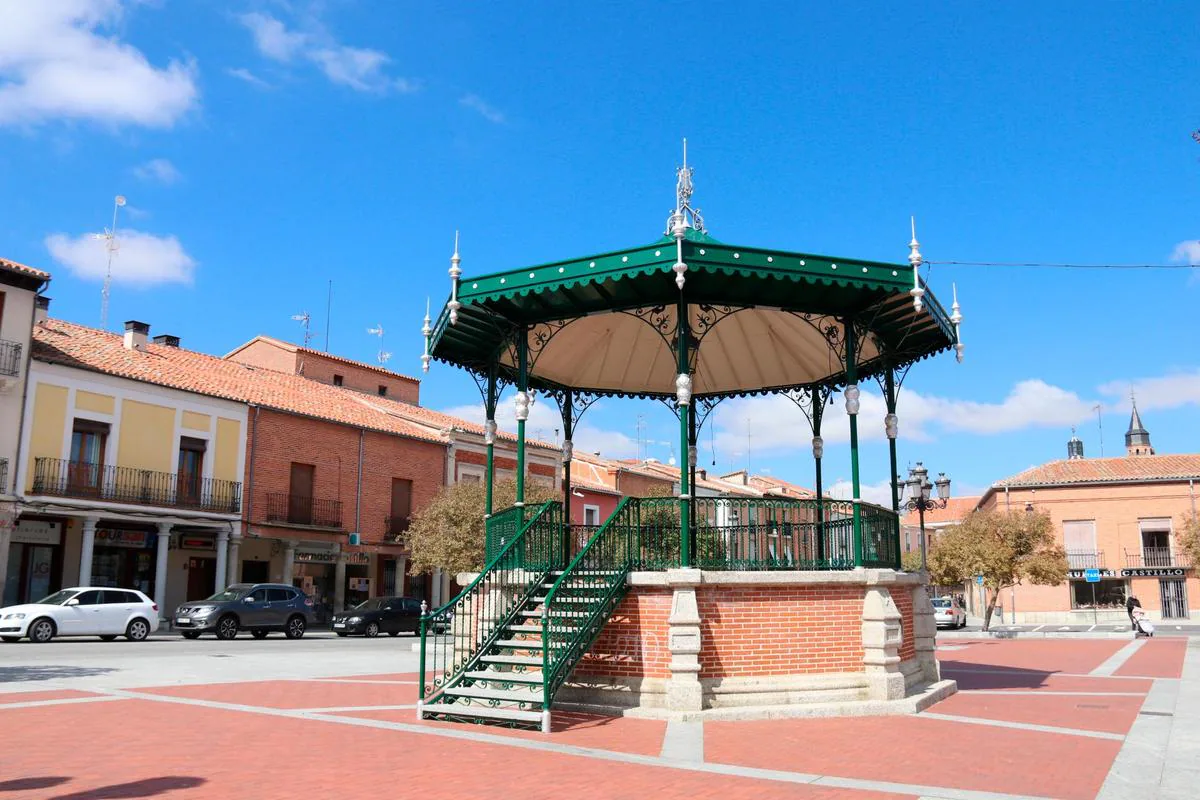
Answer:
[[494, 638, 544, 649], [443, 685, 542, 703], [518, 610, 588, 619], [480, 654, 542, 666], [423, 704, 542, 725], [463, 670, 544, 685]]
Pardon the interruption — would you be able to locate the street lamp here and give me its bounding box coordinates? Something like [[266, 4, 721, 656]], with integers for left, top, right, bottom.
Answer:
[[902, 462, 951, 572]]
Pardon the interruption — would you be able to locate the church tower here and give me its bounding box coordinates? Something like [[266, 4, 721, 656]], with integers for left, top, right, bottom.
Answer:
[[1125, 395, 1154, 457]]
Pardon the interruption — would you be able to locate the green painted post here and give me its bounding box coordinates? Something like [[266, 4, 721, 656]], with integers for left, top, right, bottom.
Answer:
[[687, 401, 697, 563], [813, 387, 825, 565], [417, 612, 427, 709], [561, 389, 574, 567], [516, 327, 528, 507], [845, 321, 863, 567], [485, 368, 498, 518], [884, 368, 901, 570], [677, 298, 691, 568]]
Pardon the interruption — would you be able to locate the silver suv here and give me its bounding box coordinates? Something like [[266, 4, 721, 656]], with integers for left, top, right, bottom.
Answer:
[[174, 583, 315, 640]]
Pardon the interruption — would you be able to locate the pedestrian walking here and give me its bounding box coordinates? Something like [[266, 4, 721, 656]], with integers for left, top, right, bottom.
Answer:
[[1126, 595, 1142, 632]]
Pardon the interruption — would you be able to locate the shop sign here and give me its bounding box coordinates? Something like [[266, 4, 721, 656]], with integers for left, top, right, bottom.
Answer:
[[95, 529, 151, 548], [295, 550, 370, 564], [1121, 567, 1187, 578], [179, 535, 215, 551], [12, 520, 63, 546], [349, 577, 371, 591], [1068, 568, 1114, 579]]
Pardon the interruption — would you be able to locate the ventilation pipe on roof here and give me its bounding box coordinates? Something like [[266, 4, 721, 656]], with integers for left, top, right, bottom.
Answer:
[[152, 334, 180, 348], [123, 320, 149, 351], [33, 296, 50, 326]]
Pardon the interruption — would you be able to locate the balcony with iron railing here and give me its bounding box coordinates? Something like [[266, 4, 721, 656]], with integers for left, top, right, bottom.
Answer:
[[384, 514, 410, 542], [264, 492, 343, 530], [1066, 550, 1105, 570], [1124, 547, 1192, 569], [32, 457, 241, 513], [0, 339, 21, 378], [0, 457, 8, 494]]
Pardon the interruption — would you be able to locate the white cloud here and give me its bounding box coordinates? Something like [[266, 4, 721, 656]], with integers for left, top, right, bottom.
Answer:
[[714, 379, 1095, 458], [237, 12, 414, 94], [226, 67, 269, 88], [826, 478, 895, 506], [441, 392, 639, 459], [1098, 372, 1200, 413], [133, 158, 181, 184], [0, 1, 198, 128], [460, 93, 505, 124], [1171, 240, 1200, 265], [45, 229, 196, 287]]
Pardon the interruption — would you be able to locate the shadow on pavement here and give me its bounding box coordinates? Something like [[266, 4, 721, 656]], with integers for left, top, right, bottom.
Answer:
[[0, 776, 71, 792], [0, 665, 118, 683], [51, 777, 206, 799], [938, 660, 1054, 690]]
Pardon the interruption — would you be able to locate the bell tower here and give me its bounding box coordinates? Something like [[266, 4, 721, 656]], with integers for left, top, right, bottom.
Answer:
[[1125, 393, 1154, 457]]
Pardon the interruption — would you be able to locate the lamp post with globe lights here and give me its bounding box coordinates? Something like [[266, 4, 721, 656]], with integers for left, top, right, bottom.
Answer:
[[902, 462, 951, 572]]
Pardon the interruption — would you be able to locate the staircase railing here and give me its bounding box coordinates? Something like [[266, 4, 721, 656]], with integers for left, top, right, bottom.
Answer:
[[541, 497, 637, 707], [419, 501, 564, 708]]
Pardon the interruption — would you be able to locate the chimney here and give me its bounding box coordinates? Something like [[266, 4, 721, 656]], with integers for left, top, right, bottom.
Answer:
[[152, 334, 181, 348], [34, 296, 50, 325], [123, 320, 149, 351]]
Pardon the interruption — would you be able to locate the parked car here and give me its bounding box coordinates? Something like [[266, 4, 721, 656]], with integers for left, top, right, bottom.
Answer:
[[174, 583, 315, 640], [932, 596, 967, 628], [331, 596, 424, 637], [0, 587, 159, 643]]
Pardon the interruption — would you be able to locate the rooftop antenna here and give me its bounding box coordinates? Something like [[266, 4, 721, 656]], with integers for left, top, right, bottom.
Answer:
[[746, 417, 752, 473], [368, 324, 391, 365], [93, 195, 127, 328], [1093, 403, 1104, 457], [325, 280, 333, 352], [635, 415, 646, 461], [291, 311, 315, 346]]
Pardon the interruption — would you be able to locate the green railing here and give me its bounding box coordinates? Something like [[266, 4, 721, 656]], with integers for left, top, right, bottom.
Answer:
[[541, 498, 637, 706], [484, 504, 529, 562], [419, 501, 564, 707], [860, 501, 901, 569]]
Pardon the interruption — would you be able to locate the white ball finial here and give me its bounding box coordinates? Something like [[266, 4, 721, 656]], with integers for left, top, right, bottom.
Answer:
[[675, 372, 693, 406], [844, 384, 861, 416]]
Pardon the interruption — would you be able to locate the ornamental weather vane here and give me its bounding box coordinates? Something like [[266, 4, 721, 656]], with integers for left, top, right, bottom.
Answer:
[[665, 138, 705, 236]]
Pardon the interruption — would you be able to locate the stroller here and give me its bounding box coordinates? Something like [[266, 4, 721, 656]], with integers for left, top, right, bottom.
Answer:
[[1132, 608, 1155, 638]]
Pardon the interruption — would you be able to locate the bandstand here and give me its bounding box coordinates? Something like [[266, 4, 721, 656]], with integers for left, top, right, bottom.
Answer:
[[417, 153, 964, 731]]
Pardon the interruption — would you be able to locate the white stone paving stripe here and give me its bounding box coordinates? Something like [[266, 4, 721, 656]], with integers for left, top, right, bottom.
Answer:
[[301, 704, 418, 713], [659, 719, 704, 762], [919, 711, 1125, 741], [0, 695, 127, 711], [1091, 639, 1145, 677], [295, 679, 418, 685], [942, 667, 1163, 682], [1096, 675, 1178, 799], [90, 686, 1057, 800]]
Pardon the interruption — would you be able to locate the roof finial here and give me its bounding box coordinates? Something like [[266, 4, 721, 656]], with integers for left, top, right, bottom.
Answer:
[[950, 282, 963, 363], [666, 138, 705, 236], [448, 231, 462, 325], [908, 216, 924, 313], [420, 297, 432, 373]]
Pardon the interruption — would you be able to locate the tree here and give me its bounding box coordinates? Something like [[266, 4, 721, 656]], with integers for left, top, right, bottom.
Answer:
[[926, 509, 1068, 631], [900, 549, 924, 574], [1177, 512, 1200, 567], [405, 478, 557, 576]]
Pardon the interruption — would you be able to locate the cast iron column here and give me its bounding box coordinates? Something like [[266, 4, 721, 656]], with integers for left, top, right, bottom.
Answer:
[[515, 327, 528, 507], [676, 297, 691, 568], [844, 321, 863, 566], [812, 387, 825, 564], [484, 367, 498, 517]]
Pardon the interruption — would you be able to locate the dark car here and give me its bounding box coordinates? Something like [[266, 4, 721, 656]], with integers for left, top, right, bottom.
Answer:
[[331, 596, 424, 638], [174, 583, 315, 640]]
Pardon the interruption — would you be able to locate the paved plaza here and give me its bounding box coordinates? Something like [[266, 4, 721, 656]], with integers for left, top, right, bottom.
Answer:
[[0, 635, 1194, 799]]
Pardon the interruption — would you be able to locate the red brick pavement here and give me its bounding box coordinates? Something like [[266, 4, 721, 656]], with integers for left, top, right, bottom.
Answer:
[[937, 639, 1127, 673], [1115, 637, 1187, 678], [945, 669, 1153, 694], [930, 691, 1144, 734], [138, 679, 418, 709], [0, 689, 100, 705]]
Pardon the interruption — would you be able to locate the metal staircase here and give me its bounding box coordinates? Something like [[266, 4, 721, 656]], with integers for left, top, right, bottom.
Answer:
[[418, 498, 637, 732]]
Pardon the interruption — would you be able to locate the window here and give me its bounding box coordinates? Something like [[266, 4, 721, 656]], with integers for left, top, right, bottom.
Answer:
[[74, 590, 103, 606], [69, 420, 109, 492], [178, 437, 206, 503], [102, 590, 135, 604], [247, 587, 270, 602], [378, 385, 388, 397], [267, 588, 291, 603], [389, 478, 412, 537], [1071, 579, 1128, 610], [404, 599, 423, 613], [333, 374, 344, 386], [583, 505, 601, 526], [1062, 520, 1098, 569], [288, 463, 315, 525]]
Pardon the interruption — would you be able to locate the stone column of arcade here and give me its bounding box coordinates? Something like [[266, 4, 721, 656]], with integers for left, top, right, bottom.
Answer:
[[78, 516, 98, 586], [153, 522, 171, 617]]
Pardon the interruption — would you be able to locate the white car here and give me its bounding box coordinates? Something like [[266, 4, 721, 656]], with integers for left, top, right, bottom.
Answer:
[[932, 596, 967, 629], [0, 587, 159, 643]]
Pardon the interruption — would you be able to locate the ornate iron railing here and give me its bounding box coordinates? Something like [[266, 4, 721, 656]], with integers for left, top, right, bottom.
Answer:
[[419, 501, 564, 708], [264, 492, 342, 529], [0, 457, 8, 494], [1067, 550, 1105, 569], [32, 457, 241, 513], [860, 501, 901, 569], [484, 504, 529, 561], [1125, 548, 1191, 569], [0, 339, 20, 377], [542, 498, 635, 706]]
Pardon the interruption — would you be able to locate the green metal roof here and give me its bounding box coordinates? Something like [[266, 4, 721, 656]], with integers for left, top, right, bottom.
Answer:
[[430, 229, 957, 399]]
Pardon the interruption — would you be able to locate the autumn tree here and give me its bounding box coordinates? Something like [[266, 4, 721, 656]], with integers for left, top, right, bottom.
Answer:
[[1177, 513, 1200, 570], [926, 509, 1068, 631], [406, 478, 557, 576], [900, 549, 924, 574]]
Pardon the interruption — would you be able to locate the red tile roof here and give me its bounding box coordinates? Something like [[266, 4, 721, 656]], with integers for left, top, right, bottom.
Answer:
[[993, 455, 1200, 488], [720, 470, 816, 498], [900, 496, 980, 527], [386, 401, 556, 451], [0, 256, 51, 281], [225, 335, 420, 384], [33, 319, 445, 444]]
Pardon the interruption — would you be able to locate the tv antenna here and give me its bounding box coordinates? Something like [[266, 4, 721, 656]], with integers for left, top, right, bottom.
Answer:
[[92, 195, 126, 328], [291, 312, 315, 347], [1093, 403, 1104, 457], [367, 324, 391, 365]]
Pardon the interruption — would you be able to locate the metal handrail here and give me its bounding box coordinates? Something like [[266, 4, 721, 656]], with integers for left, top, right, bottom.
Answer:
[[1066, 550, 1105, 569], [264, 492, 342, 528], [32, 457, 241, 513]]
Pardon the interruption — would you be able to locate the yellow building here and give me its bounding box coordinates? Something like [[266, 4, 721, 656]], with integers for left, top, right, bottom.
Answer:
[[11, 320, 247, 616]]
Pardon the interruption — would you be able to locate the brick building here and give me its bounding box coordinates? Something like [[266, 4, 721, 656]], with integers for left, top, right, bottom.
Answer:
[[977, 407, 1200, 624]]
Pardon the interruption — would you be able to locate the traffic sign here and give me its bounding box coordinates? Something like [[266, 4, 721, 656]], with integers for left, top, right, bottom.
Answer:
[[1084, 568, 1101, 583], [976, 575, 984, 586]]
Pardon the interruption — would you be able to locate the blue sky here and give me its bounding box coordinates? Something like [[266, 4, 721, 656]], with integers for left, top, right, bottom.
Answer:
[[2, 1, 1199, 502]]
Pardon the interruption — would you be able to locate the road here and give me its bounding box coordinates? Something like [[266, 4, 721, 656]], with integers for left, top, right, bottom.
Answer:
[[0, 631, 423, 692]]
